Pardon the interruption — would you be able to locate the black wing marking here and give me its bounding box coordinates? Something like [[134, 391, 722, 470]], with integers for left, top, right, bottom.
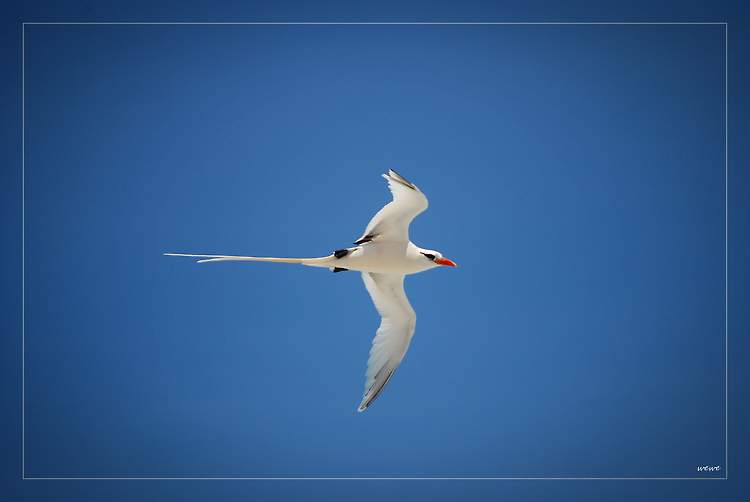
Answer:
[[354, 234, 377, 245], [387, 169, 418, 191]]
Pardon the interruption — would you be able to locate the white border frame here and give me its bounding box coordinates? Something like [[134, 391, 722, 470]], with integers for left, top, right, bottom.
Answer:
[[20, 21, 729, 481]]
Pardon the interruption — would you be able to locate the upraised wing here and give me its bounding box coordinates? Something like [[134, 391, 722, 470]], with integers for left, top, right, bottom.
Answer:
[[354, 169, 429, 245], [358, 272, 417, 412]]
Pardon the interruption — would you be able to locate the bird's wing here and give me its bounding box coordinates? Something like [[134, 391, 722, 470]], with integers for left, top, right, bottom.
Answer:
[[358, 272, 417, 412], [354, 169, 429, 245]]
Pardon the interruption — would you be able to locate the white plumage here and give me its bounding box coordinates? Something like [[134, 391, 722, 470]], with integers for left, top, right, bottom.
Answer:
[[166, 169, 456, 412], [356, 170, 429, 245]]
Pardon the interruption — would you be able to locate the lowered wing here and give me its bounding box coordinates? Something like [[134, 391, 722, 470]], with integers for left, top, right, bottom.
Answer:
[[358, 272, 417, 412]]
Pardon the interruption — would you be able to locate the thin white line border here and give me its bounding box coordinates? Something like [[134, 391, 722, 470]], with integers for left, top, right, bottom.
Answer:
[[20, 20, 729, 481]]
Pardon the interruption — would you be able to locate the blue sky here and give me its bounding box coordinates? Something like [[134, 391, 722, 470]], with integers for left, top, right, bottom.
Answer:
[[19, 23, 726, 479]]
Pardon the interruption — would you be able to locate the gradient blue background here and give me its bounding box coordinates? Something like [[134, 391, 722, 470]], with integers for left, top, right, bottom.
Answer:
[[3, 1, 749, 501]]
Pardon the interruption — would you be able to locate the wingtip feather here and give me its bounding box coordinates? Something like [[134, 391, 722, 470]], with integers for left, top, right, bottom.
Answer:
[[383, 169, 418, 191]]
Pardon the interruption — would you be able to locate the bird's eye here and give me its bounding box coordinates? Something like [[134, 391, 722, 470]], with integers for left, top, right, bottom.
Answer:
[[421, 252, 436, 260]]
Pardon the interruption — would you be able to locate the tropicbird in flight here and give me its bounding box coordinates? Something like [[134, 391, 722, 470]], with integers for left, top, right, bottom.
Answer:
[[166, 170, 457, 412]]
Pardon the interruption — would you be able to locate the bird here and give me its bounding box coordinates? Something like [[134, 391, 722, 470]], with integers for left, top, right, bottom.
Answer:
[[165, 169, 457, 412]]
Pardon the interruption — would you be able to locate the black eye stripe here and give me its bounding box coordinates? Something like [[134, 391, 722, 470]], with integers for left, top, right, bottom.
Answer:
[[421, 252, 436, 260]]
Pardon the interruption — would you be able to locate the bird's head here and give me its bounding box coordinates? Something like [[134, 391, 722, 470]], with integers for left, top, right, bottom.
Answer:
[[419, 249, 457, 268]]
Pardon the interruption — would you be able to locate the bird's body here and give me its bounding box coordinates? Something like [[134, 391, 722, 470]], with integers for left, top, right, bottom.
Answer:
[[166, 169, 456, 412], [317, 241, 438, 275]]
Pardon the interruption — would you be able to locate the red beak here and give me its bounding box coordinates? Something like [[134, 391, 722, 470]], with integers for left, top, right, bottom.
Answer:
[[434, 257, 457, 267]]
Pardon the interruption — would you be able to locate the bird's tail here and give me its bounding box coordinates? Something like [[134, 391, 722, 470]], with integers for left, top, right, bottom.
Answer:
[[164, 253, 334, 268]]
